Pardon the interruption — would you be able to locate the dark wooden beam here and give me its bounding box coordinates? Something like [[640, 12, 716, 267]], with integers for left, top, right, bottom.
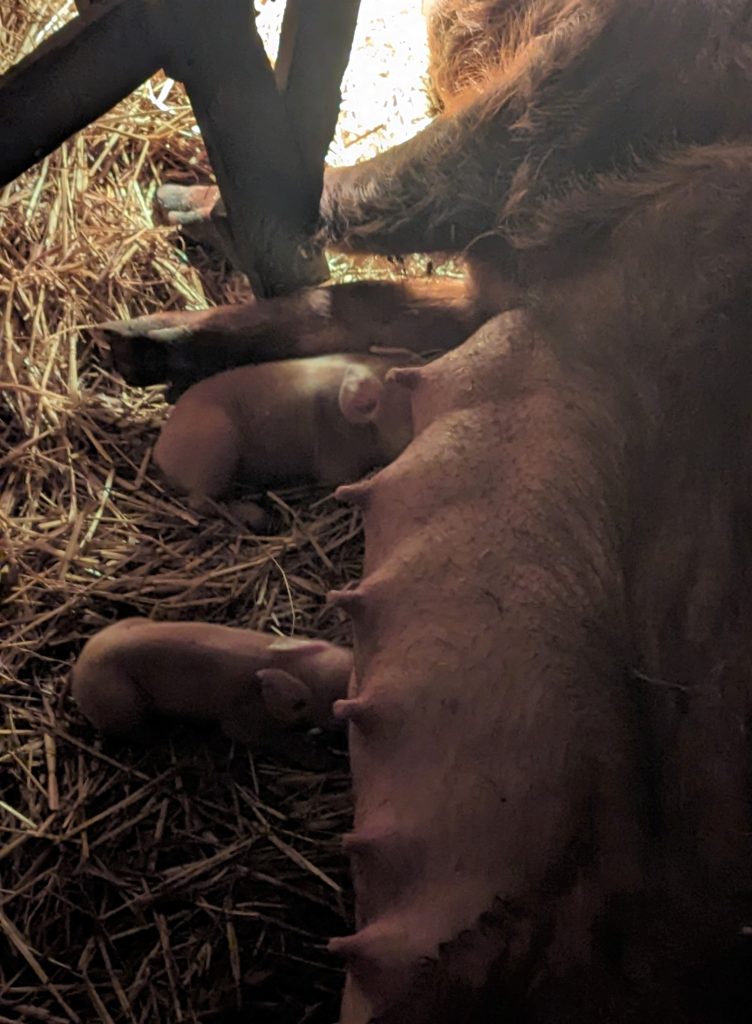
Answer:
[[0, 0, 162, 187], [3, 0, 360, 301], [276, 0, 361, 194], [174, 0, 361, 295], [155, 0, 331, 298]]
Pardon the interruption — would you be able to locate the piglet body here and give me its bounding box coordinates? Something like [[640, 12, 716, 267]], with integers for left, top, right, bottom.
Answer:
[[153, 353, 414, 505], [71, 618, 352, 762]]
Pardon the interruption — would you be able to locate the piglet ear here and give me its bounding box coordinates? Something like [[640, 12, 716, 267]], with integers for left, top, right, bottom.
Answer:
[[338, 365, 383, 424], [257, 668, 313, 726]]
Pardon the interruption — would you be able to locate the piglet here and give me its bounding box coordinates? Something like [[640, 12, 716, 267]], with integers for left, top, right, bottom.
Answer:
[[153, 353, 415, 508], [71, 618, 352, 764]]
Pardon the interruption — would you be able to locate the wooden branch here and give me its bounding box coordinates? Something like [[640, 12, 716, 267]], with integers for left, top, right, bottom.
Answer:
[[276, 0, 361, 195], [3, 0, 359, 304], [154, 0, 330, 298], [0, 0, 162, 187]]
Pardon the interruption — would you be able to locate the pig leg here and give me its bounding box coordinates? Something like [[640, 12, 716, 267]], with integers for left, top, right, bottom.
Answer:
[[148, 0, 503, 258], [155, 184, 220, 234], [151, 6, 662, 259], [98, 277, 484, 393], [315, 1, 750, 259], [98, 1, 748, 392], [249, 4, 752, 256]]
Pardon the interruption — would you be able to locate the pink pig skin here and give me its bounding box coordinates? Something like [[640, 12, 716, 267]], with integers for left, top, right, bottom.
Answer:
[[153, 353, 414, 506], [71, 618, 352, 763]]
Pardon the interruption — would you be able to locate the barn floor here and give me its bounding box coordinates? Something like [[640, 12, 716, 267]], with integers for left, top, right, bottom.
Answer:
[[0, 2, 434, 1021]]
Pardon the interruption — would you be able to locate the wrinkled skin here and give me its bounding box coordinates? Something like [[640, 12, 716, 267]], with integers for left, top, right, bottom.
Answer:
[[153, 353, 415, 507], [71, 618, 352, 765], [328, 314, 645, 1021], [90, 1, 752, 1020]]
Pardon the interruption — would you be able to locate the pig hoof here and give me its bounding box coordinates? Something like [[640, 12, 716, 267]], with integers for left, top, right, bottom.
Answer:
[[155, 184, 238, 264], [154, 183, 220, 225], [91, 316, 189, 388]]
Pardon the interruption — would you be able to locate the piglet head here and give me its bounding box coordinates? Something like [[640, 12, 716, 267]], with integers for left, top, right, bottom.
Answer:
[[338, 363, 414, 463], [265, 636, 353, 727]]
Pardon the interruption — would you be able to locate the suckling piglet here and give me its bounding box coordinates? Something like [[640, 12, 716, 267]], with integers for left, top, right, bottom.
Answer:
[[71, 617, 352, 763], [153, 353, 414, 507]]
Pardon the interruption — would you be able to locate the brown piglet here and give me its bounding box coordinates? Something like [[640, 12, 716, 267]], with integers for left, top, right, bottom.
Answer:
[[71, 618, 352, 763], [153, 353, 415, 507]]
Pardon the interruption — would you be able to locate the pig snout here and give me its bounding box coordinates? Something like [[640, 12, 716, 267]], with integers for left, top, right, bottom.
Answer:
[[267, 636, 354, 727]]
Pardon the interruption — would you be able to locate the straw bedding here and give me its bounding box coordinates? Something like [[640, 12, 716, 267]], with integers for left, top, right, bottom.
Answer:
[[0, 2, 434, 1020]]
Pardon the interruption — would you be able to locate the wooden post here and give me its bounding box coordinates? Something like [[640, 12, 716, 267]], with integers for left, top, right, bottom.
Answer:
[[154, 0, 332, 298], [0, 0, 162, 187], [166, 0, 361, 296], [276, 0, 361, 199], [2, 0, 360, 302]]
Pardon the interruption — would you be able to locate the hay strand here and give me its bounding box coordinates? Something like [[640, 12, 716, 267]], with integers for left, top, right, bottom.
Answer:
[[1, 2, 432, 1020]]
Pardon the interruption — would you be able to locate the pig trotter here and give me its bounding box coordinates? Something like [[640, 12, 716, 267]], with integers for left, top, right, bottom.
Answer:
[[96, 279, 482, 393], [100, 314, 174, 387], [155, 183, 221, 228], [99, 304, 265, 396], [155, 183, 240, 266]]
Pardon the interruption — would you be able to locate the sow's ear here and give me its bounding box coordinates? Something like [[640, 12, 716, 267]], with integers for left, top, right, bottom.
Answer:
[[338, 365, 384, 424]]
